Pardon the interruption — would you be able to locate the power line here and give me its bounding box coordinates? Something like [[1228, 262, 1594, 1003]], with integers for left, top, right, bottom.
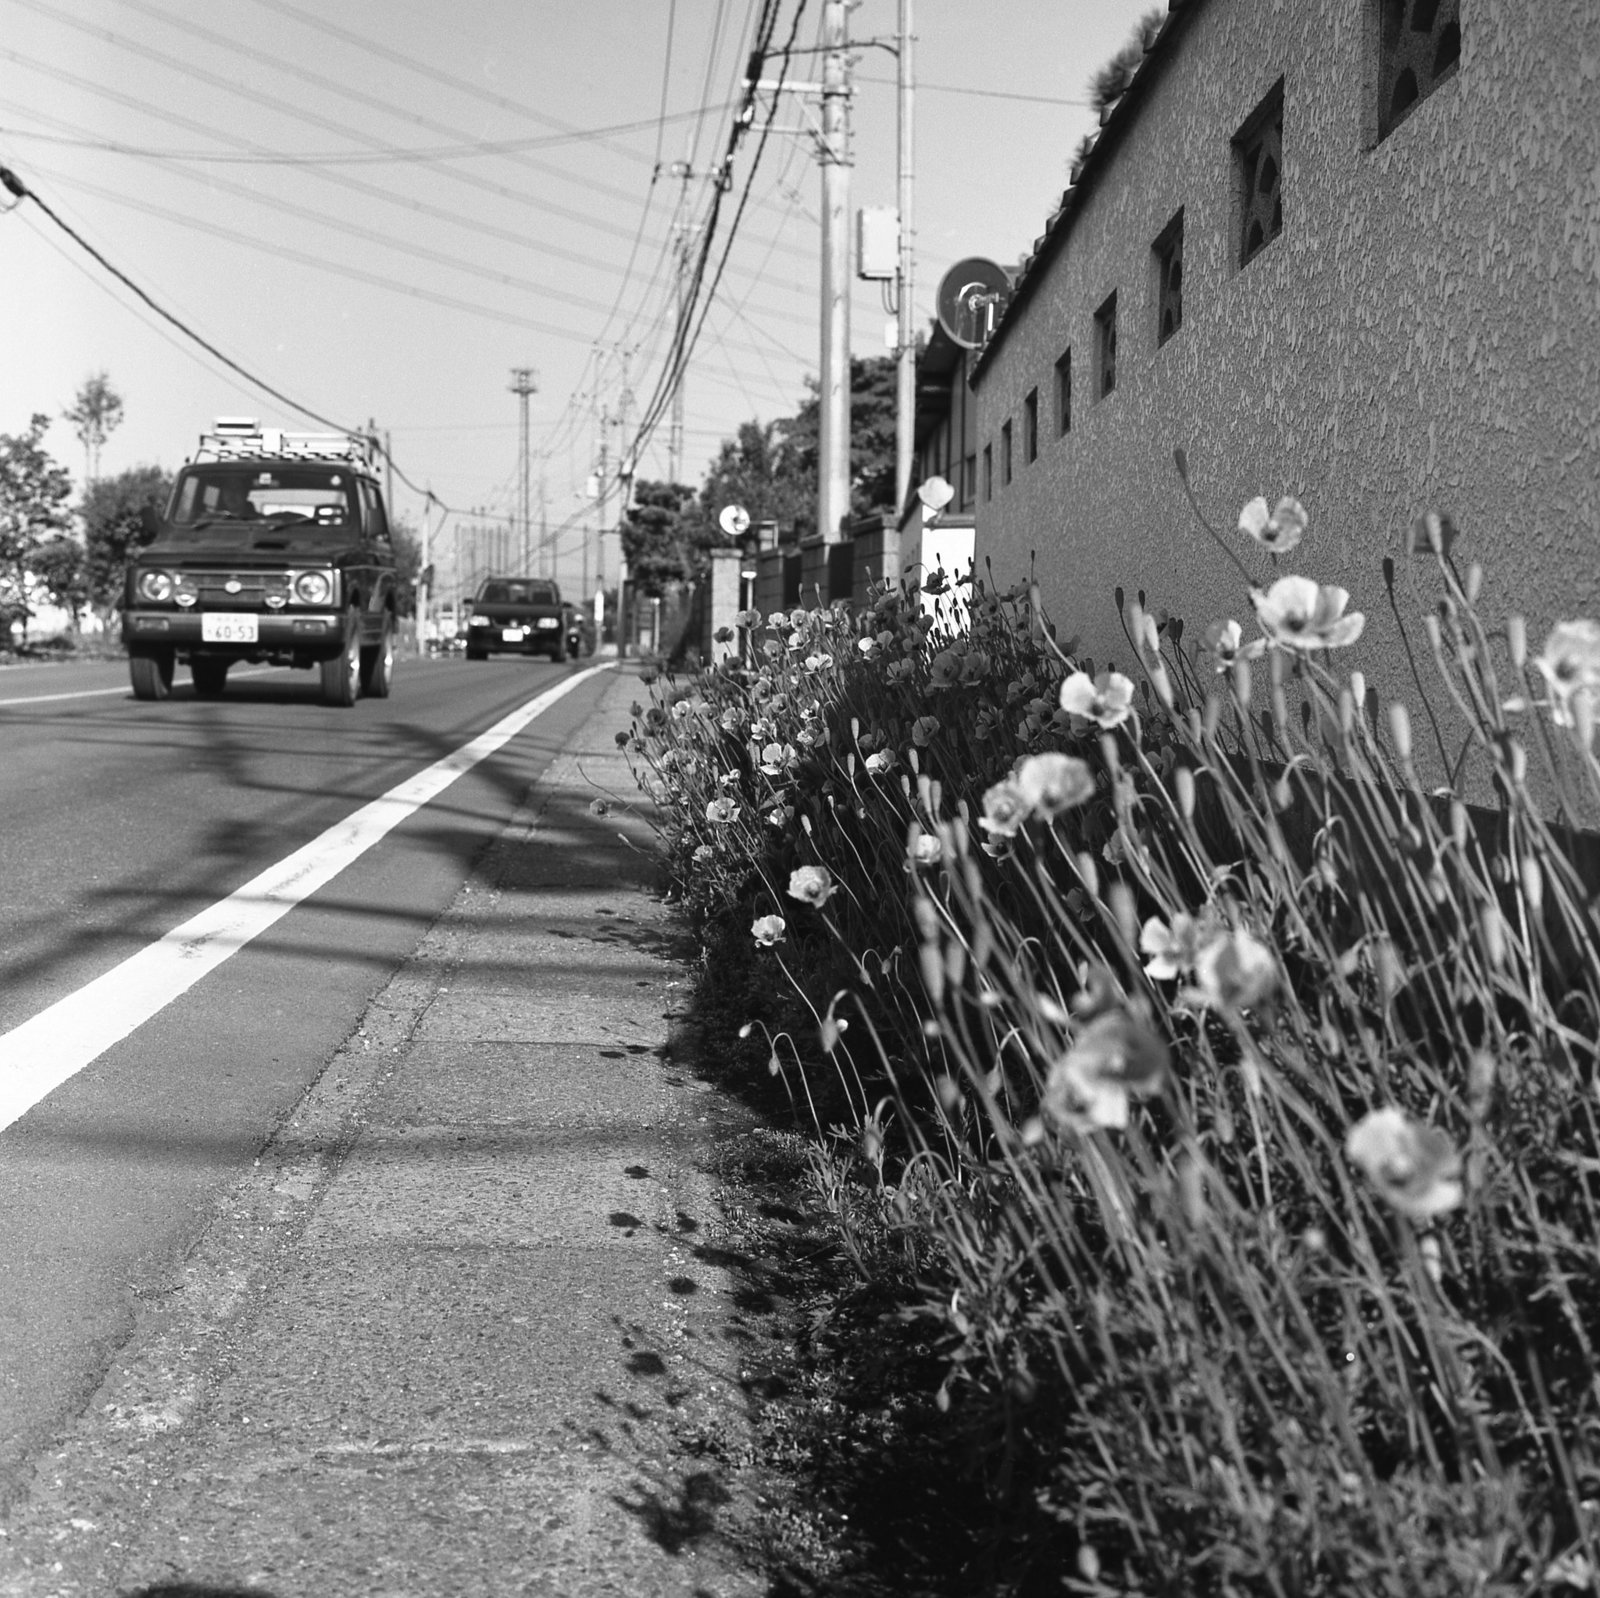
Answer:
[[0, 160, 349, 433], [855, 73, 1092, 106], [0, 105, 736, 166], [0, 90, 820, 334]]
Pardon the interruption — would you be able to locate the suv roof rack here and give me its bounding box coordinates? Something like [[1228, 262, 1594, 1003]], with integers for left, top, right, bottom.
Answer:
[[191, 419, 378, 471]]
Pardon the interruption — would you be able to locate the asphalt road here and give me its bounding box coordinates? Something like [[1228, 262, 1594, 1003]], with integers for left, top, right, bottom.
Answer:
[[0, 650, 618, 1507]]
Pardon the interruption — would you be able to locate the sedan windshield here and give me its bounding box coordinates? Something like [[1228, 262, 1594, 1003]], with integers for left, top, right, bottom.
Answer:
[[172, 467, 358, 533], [478, 580, 559, 605]]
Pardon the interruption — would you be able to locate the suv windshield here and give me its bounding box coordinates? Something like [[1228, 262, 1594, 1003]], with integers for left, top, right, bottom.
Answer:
[[478, 580, 559, 605], [171, 467, 359, 534]]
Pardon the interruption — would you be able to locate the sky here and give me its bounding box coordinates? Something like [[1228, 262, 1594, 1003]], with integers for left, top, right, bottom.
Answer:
[[0, 0, 1155, 601]]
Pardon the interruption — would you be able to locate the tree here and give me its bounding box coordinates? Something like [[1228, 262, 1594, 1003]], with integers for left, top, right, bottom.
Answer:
[[81, 465, 173, 619], [63, 373, 124, 485], [0, 413, 73, 640], [31, 536, 89, 632], [390, 517, 423, 617], [682, 419, 810, 559], [620, 480, 697, 598], [779, 354, 900, 527]]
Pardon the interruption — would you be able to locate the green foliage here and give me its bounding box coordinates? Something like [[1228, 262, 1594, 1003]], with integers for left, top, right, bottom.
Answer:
[[781, 355, 900, 527], [62, 372, 123, 483], [31, 535, 88, 627], [389, 515, 423, 617], [620, 479, 698, 598], [80, 464, 173, 615], [0, 414, 73, 629], [688, 419, 811, 548], [624, 509, 1600, 1591]]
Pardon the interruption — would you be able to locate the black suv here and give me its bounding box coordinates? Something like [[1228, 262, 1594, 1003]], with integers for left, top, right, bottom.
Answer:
[[123, 421, 399, 706]]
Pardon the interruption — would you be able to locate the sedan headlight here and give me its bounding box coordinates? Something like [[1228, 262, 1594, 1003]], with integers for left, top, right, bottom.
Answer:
[[294, 570, 333, 605], [137, 569, 173, 602], [468, 613, 489, 627]]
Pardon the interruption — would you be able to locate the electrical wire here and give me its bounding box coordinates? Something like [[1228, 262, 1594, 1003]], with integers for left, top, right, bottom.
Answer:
[[0, 105, 734, 166], [0, 93, 820, 336], [627, 0, 802, 467], [0, 159, 350, 434]]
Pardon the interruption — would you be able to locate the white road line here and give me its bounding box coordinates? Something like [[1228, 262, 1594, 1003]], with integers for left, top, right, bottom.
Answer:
[[0, 662, 613, 1133], [0, 666, 284, 708]]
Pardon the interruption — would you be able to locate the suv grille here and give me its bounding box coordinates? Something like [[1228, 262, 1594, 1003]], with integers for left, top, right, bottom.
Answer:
[[185, 570, 292, 606]]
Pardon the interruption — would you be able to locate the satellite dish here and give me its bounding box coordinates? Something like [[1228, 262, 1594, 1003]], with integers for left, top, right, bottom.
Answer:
[[935, 257, 1011, 348], [718, 503, 751, 539], [916, 475, 955, 517]]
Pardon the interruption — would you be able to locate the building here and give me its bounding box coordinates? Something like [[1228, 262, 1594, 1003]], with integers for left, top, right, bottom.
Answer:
[[970, 0, 1600, 723]]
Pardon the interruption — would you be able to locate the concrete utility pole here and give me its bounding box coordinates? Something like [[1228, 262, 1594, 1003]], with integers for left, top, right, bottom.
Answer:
[[509, 367, 537, 573], [538, 468, 548, 580], [895, 0, 916, 514], [819, 0, 852, 544], [667, 222, 698, 488]]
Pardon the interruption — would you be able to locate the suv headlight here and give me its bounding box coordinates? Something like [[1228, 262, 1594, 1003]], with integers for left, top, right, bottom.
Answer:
[[137, 570, 173, 602], [294, 570, 333, 605], [468, 613, 489, 627]]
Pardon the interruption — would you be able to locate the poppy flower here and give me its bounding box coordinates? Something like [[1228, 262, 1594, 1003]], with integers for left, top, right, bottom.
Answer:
[[787, 865, 836, 907], [979, 778, 1030, 839], [1533, 619, 1600, 737], [1015, 752, 1095, 818], [1059, 670, 1135, 729], [1345, 1107, 1463, 1219], [1204, 618, 1267, 673], [1238, 495, 1308, 553], [1251, 577, 1365, 651], [1043, 1008, 1170, 1132]]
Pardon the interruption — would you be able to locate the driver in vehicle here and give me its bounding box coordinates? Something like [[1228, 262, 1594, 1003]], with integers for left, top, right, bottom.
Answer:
[[214, 476, 259, 519]]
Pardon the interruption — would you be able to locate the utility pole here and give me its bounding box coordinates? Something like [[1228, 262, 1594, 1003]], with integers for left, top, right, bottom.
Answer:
[[538, 467, 548, 581], [819, 0, 852, 544], [667, 221, 699, 486], [509, 367, 538, 573], [895, 0, 916, 514]]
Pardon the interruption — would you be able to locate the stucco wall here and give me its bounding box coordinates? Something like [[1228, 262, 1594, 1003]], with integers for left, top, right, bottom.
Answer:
[[973, 0, 1600, 777]]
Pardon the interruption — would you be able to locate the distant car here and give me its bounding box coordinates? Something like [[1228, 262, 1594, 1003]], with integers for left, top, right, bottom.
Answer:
[[463, 576, 571, 661], [121, 419, 398, 706]]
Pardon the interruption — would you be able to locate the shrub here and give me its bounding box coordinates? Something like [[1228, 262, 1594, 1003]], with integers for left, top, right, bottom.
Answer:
[[625, 494, 1600, 1593]]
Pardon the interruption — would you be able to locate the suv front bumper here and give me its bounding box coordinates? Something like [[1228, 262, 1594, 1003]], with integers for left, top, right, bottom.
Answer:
[[123, 609, 344, 658]]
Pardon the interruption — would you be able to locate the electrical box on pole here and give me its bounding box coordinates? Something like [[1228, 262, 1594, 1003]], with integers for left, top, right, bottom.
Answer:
[[856, 207, 898, 280]]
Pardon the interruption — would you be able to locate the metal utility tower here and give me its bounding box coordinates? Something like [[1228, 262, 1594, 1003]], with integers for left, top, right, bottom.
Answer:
[[819, 0, 852, 544], [509, 367, 538, 573]]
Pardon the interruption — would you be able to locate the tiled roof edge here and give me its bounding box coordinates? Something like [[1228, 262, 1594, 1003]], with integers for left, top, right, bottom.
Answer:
[[969, 0, 1205, 384]]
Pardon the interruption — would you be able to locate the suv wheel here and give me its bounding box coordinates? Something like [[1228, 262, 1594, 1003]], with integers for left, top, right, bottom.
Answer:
[[319, 608, 361, 707], [191, 658, 230, 698], [129, 651, 175, 701], [359, 611, 395, 699]]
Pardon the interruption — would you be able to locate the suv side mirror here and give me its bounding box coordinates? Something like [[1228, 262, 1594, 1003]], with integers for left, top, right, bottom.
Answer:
[[138, 504, 164, 544]]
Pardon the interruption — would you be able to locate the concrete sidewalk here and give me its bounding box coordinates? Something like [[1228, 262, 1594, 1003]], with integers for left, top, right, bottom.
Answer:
[[0, 667, 771, 1598]]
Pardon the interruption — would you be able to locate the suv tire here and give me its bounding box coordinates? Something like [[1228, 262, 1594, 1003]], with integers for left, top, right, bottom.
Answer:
[[191, 658, 230, 698], [359, 611, 395, 698], [320, 608, 361, 707], [129, 652, 175, 701]]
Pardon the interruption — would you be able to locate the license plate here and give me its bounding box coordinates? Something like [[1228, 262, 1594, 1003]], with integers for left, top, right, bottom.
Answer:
[[201, 613, 259, 643], [502, 627, 525, 642]]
